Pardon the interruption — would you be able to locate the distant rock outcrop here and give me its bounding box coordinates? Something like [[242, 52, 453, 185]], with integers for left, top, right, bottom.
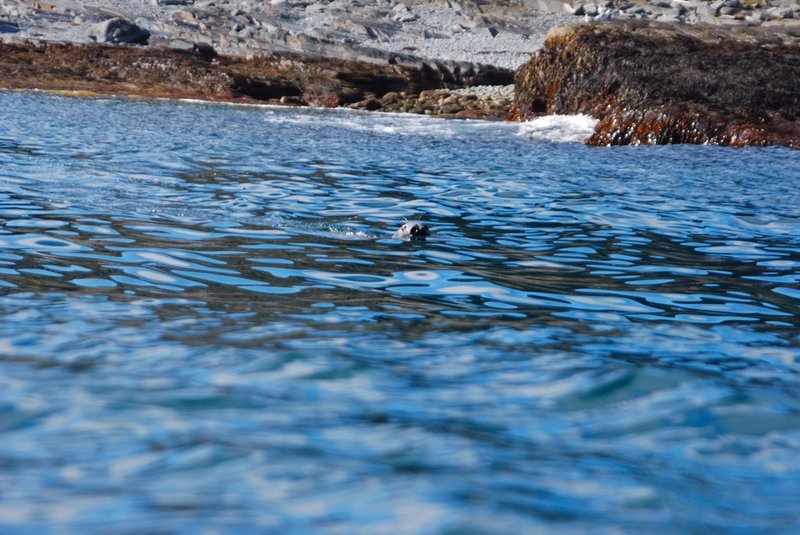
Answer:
[[511, 21, 800, 148]]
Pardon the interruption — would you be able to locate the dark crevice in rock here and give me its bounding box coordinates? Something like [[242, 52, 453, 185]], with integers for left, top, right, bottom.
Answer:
[[229, 75, 302, 101]]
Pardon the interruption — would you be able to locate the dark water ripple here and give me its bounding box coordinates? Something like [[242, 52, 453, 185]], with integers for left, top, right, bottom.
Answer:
[[1, 92, 800, 534]]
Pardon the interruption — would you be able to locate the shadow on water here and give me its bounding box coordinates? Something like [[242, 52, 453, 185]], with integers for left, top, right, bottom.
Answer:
[[1, 92, 800, 534]]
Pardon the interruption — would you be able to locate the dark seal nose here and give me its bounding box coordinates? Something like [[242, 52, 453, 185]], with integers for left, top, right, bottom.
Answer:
[[411, 224, 430, 237]]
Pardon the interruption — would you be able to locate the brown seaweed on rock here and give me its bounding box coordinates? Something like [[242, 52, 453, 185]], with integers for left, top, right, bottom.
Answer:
[[511, 21, 800, 148], [0, 39, 513, 114]]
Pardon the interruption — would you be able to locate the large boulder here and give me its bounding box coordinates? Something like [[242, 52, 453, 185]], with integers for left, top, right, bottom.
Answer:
[[88, 17, 150, 45], [511, 21, 800, 148]]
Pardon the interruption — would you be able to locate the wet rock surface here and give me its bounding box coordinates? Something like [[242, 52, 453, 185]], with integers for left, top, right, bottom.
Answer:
[[512, 21, 800, 148], [349, 88, 513, 119]]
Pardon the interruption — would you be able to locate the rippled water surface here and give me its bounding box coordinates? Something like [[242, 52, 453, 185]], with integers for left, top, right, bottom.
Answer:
[[1, 91, 800, 534]]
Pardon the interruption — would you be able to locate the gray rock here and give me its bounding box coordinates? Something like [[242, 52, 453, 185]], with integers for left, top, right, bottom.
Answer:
[[744, 12, 764, 25], [152, 0, 195, 5], [88, 17, 150, 45], [593, 7, 614, 20], [709, 0, 726, 16], [390, 4, 417, 23]]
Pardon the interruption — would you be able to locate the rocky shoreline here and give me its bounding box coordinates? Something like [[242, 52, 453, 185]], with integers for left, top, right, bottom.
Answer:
[[1, 1, 799, 145], [0, 37, 514, 119]]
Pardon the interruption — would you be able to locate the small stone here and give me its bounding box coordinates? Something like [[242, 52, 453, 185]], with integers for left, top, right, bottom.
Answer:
[[33, 2, 57, 12], [438, 103, 464, 114], [362, 98, 382, 111], [192, 42, 216, 60], [760, 7, 777, 19], [419, 89, 437, 100], [710, 0, 726, 15], [381, 91, 400, 104]]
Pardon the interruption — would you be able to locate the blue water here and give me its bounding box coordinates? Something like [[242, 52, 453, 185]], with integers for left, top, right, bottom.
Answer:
[[1, 91, 799, 534]]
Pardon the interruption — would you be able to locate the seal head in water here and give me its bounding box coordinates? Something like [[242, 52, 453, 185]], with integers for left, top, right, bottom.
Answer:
[[393, 220, 431, 241]]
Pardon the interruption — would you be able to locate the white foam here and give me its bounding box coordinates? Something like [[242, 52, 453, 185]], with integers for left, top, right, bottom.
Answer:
[[518, 114, 598, 144], [260, 106, 515, 138], [170, 97, 518, 138]]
